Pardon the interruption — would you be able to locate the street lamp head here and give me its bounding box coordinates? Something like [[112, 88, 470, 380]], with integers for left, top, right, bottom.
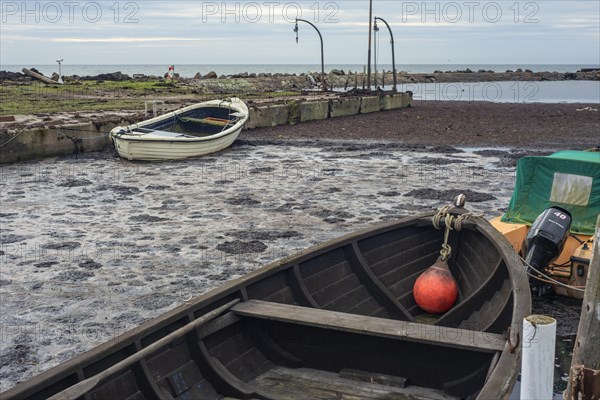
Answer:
[[57, 59, 63, 63], [294, 21, 298, 43]]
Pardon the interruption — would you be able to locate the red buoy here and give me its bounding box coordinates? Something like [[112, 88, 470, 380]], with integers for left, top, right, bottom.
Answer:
[[413, 258, 458, 314]]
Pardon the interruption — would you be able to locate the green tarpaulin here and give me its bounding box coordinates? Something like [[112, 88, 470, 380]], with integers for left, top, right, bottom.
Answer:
[[501, 150, 600, 235]]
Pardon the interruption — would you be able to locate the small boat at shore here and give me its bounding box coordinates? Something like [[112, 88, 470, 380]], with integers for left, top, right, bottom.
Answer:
[[490, 150, 599, 298], [109, 98, 248, 161], [3, 202, 530, 400]]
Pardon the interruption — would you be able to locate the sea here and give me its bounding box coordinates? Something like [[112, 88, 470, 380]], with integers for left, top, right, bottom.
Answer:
[[2, 64, 599, 104]]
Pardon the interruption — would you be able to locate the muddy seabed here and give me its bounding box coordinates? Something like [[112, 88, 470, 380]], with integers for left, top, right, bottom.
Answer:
[[0, 139, 544, 390]]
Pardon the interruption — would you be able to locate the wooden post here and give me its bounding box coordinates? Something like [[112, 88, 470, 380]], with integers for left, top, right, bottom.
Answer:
[[565, 216, 600, 399], [22, 68, 59, 84]]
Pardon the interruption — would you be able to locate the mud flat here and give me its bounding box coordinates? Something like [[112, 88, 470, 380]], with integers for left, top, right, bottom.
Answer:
[[0, 139, 581, 392]]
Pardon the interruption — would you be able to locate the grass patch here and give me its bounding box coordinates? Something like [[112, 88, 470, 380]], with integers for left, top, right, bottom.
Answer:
[[0, 81, 305, 116]]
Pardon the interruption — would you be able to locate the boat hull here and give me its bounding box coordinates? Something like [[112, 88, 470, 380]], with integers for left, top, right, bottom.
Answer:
[[2, 212, 531, 400], [112, 125, 243, 160]]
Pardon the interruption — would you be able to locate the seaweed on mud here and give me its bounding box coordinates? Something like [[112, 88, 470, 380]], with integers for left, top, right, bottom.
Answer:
[[377, 191, 402, 197], [216, 240, 267, 254], [79, 259, 102, 269], [311, 210, 354, 220], [57, 179, 93, 187], [0, 234, 27, 244], [145, 185, 171, 190], [132, 295, 176, 311], [415, 157, 467, 165], [42, 241, 81, 250], [429, 145, 464, 154], [96, 185, 141, 196], [34, 261, 59, 269], [225, 195, 261, 206], [404, 188, 496, 202], [54, 270, 95, 281], [129, 214, 170, 223], [227, 230, 302, 241]]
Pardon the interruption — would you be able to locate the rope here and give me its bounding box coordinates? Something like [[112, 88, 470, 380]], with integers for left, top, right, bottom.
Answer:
[[0, 129, 25, 147], [521, 256, 586, 292], [432, 206, 482, 261], [2, 127, 109, 147]]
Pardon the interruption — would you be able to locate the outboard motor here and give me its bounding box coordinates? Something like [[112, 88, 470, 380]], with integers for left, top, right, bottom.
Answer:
[[523, 206, 572, 296]]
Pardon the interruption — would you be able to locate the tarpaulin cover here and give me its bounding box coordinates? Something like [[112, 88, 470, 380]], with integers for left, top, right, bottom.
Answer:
[[501, 151, 600, 235]]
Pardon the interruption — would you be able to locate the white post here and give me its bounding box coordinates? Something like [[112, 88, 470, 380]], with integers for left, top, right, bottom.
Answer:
[[520, 315, 557, 400]]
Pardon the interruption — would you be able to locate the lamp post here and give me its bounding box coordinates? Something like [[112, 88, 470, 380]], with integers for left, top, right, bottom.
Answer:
[[374, 17, 397, 91], [295, 18, 326, 91], [367, 0, 373, 89], [56, 59, 63, 83]]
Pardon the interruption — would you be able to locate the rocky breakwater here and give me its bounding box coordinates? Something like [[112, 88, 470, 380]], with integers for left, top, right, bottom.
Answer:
[[3, 68, 598, 93]]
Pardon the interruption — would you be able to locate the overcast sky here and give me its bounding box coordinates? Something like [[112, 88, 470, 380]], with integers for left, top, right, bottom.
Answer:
[[1, 1, 599, 65]]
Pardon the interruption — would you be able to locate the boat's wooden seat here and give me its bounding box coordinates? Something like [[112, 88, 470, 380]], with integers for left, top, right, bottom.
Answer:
[[232, 300, 506, 353], [251, 366, 459, 400]]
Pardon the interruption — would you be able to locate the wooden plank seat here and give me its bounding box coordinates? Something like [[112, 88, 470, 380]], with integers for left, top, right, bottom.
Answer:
[[232, 300, 506, 353], [251, 366, 458, 400]]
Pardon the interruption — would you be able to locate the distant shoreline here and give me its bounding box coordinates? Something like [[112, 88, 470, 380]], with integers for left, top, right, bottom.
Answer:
[[1, 63, 599, 78]]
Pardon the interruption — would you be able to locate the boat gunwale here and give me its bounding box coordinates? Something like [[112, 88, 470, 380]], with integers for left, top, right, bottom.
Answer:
[[110, 98, 249, 143], [1, 211, 531, 400]]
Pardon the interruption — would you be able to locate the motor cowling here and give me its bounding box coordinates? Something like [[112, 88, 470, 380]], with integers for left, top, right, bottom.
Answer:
[[523, 206, 572, 296]]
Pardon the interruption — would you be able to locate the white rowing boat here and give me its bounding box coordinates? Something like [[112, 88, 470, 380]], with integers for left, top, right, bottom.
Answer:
[[110, 98, 248, 161]]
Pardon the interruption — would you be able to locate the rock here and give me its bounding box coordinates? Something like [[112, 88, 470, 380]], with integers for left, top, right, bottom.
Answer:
[[193, 72, 202, 79], [330, 69, 344, 75], [465, 68, 473, 73], [218, 75, 226, 79], [516, 68, 523, 73], [249, 73, 257, 78], [204, 71, 218, 79], [239, 72, 249, 78], [51, 73, 60, 82], [307, 74, 317, 85], [133, 74, 145, 79], [525, 69, 533, 73], [564, 72, 577, 80], [434, 70, 443, 74], [94, 71, 130, 81], [0, 70, 28, 82]]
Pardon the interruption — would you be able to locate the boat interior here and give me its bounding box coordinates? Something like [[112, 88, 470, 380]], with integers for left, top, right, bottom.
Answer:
[[138, 107, 241, 137], [10, 216, 522, 400]]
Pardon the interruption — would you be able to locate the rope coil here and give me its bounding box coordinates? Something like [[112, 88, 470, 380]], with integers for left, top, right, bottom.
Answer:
[[432, 206, 482, 261]]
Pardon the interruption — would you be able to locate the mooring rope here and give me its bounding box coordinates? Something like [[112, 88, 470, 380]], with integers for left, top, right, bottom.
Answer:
[[521, 257, 586, 292], [0, 129, 25, 147], [432, 205, 482, 261]]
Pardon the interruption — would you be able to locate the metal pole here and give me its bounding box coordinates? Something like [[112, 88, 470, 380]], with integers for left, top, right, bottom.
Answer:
[[520, 315, 557, 400], [295, 18, 326, 91], [373, 20, 378, 88], [374, 17, 397, 91], [56, 59, 63, 83], [367, 0, 373, 90]]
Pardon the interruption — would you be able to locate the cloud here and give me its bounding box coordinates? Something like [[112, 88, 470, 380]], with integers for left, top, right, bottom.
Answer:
[[50, 37, 231, 43], [1, 0, 598, 64]]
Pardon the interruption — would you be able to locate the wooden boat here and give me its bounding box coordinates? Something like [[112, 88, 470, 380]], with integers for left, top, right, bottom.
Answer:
[[109, 98, 248, 161], [490, 150, 599, 298], [2, 206, 530, 400]]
